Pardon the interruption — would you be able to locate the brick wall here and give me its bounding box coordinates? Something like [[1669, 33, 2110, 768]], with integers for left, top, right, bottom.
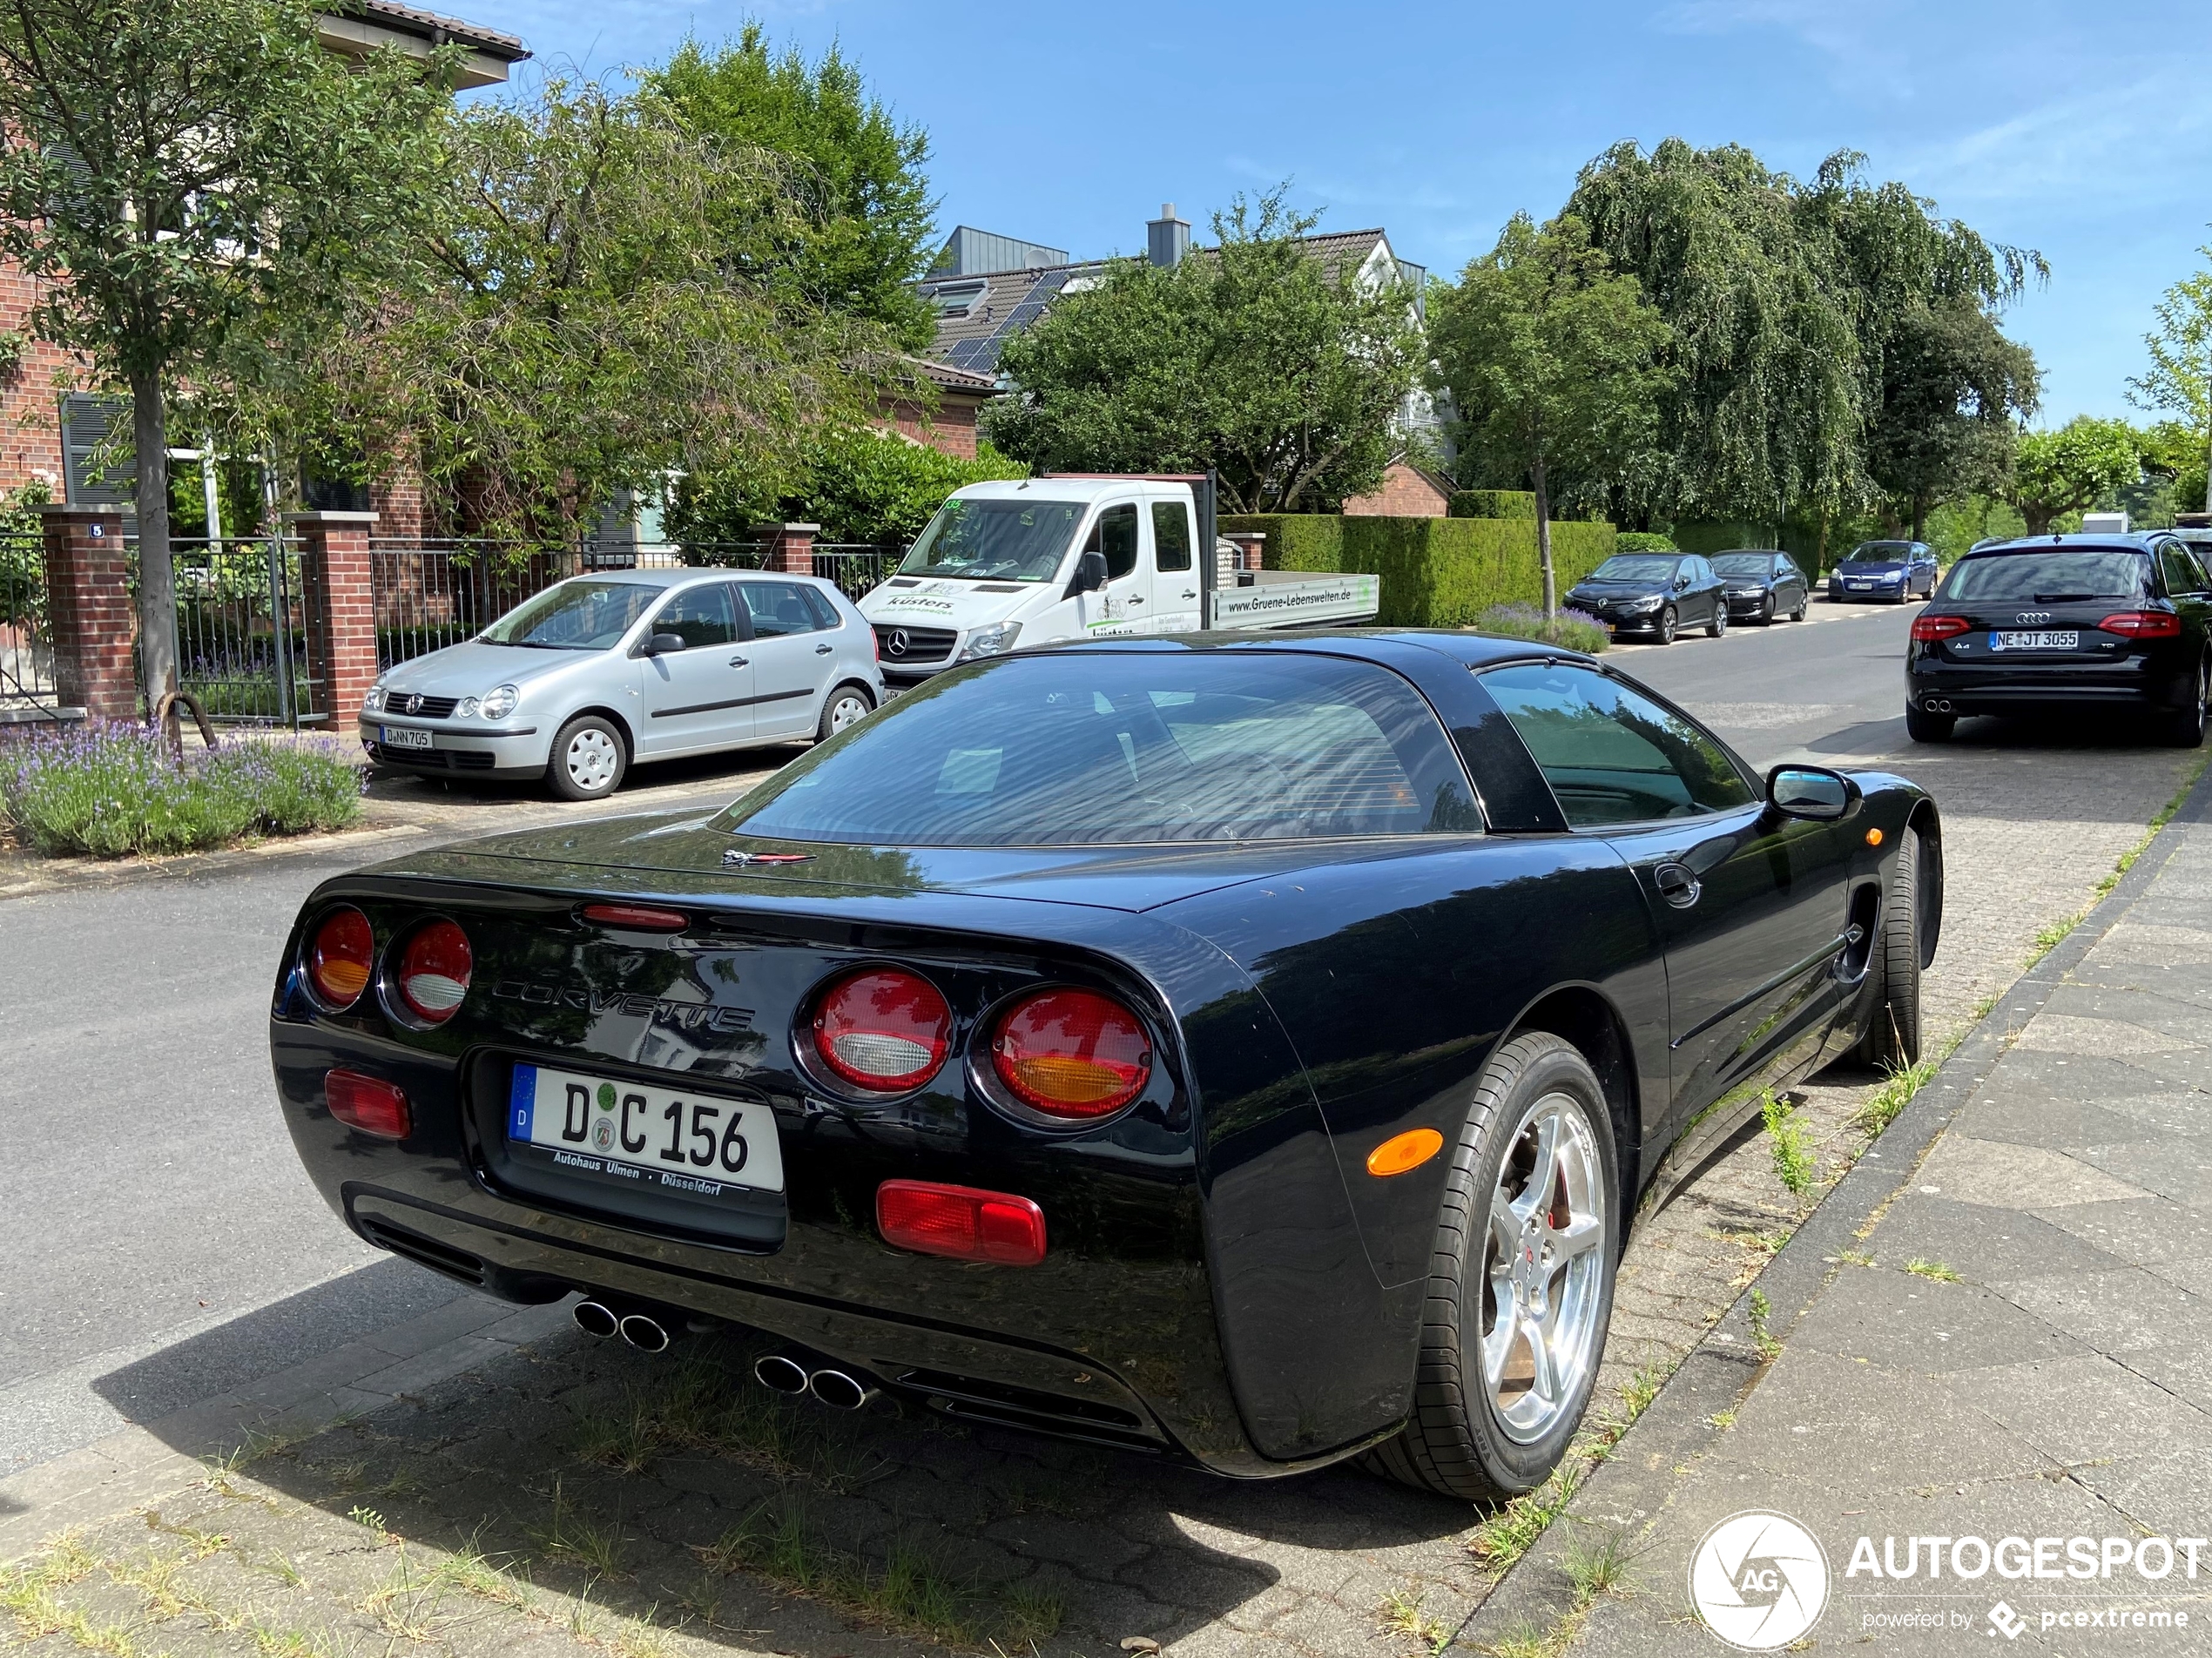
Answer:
[[37, 506, 135, 719], [1342, 459, 1453, 518], [293, 512, 379, 725], [880, 393, 982, 461], [0, 262, 89, 498]]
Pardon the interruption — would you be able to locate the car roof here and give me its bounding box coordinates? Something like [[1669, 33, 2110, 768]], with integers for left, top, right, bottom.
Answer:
[[1960, 533, 2165, 558], [559, 567, 838, 591], [1045, 628, 1596, 671], [951, 477, 1186, 504]]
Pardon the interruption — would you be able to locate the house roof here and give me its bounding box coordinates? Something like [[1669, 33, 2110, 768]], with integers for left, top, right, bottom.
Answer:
[[908, 356, 998, 394], [345, 0, 528, 57], [914, 226, 1424, 378]]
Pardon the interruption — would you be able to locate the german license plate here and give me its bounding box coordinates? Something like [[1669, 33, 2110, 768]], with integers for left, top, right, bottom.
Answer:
[[1992, 630, 2079, 651], [507, 1062, 784, 1196], [381, 725, 433, 750], [1848, 580, 1872, 590]]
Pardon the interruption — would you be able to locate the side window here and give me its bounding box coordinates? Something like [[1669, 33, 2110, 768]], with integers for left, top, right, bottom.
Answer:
[[800, 586, 843, 630], [1482, 663, 1756, 828], [652, 583, 736, 649], [1691, 556, 1715, 583], [1083, 503, 1141, 581], [738, 582, 823, 638], [1151, 501, 1193, 572], [2159, 543, 2206, 596]]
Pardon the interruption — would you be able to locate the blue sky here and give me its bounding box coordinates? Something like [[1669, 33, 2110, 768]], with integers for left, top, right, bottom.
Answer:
[[478, 0, 2212, 424]]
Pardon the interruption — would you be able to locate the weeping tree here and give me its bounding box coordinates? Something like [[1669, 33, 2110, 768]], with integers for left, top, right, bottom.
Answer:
[[0, 0, 451, 728], [296, 76, 905, 544]]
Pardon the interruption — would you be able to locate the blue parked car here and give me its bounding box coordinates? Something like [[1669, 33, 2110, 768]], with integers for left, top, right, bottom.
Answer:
[[1828, 541, 1939, 603]]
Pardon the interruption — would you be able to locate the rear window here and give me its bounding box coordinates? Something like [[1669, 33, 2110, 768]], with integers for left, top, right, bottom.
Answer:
[[718, 652, 1483, 846], [1941, 549, 2149, 603]]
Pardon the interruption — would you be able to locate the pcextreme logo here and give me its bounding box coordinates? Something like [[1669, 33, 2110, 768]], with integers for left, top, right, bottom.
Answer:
[[1689, 1511, 1831, 1650]]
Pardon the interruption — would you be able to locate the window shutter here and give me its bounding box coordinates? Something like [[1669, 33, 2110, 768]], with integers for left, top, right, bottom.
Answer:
[[60, 392, 133, 508]]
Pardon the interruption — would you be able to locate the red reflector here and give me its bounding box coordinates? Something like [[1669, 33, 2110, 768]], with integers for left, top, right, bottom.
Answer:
[[396, 920, 472, 1023], [326, 1068, 410, 1138], [877, 1180, 1046, 1266], [307, 907, 374, 1008], [581, 903, 689, 931], [991, 987, 1152, 1119], [811, 968, 952, 1091], [2101, 610, 2182, 639], [1909, 614, 1972, 643]]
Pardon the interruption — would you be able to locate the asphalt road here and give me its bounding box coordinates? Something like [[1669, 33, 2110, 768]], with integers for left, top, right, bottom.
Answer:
[[0, 596, 2188, 1479]]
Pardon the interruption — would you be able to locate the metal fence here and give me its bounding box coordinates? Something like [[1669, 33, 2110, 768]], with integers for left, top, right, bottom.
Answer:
[[0, 528, 57, 721], [170, 536, 315, 725]]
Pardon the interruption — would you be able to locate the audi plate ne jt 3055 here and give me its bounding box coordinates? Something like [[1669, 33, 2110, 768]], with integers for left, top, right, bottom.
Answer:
[[270, 630, 1941, 1499]]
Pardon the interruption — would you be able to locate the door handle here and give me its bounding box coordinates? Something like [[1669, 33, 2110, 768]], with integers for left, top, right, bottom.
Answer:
[[1653, 861, 1702, 908], [815, 644, 833, 654], [1127, 596, 1144, 604], [1183, 590, 1197, 599], [728, 655, 748, 668]]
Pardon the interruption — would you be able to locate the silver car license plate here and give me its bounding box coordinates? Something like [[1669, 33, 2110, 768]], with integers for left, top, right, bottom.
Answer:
[[1991, 630, 2079, 651], [508, 1062, 784, 1196], [381, 725, 433, 750]]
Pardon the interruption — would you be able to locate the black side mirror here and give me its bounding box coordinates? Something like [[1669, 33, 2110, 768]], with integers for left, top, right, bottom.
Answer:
[[643, 631, 688, 657], [1766, 764, 1855, 820], [1067, 549, 1109, 597]]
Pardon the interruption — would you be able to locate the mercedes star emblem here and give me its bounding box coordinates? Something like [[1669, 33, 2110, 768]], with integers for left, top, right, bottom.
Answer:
[[886, 629, 910, 657]]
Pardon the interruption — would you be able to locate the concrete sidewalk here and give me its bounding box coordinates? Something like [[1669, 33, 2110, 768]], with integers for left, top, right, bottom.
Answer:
[[1484, 782, 2212, 1652]]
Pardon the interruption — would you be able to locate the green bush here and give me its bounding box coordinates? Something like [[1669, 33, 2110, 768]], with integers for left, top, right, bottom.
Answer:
[[1448, 489, 1537, 520], [0, 725, 364, 857], [1615, 531, 1677, 553], [671, 426, 1027, 547], [1221, 513, 1618, 626]]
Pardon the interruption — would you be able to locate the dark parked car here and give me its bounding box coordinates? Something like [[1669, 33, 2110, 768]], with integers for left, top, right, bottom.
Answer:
[[1829, 541, 1939, 603], [1711, 550, 1811, 624], [1906, 534, 2211, 745], [270, 632, 1939, 1500], [1564, 554, 1730, 643]]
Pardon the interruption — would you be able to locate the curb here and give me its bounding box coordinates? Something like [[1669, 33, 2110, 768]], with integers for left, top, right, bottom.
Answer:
[[0, 1297, 575, 1565], [1459, 759, 2212, 1648]]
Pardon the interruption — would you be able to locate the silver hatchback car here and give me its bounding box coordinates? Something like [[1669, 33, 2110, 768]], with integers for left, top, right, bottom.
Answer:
[[360, 570, 886, 799]]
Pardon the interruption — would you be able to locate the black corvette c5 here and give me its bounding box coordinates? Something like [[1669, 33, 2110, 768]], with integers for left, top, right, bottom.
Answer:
[[1905, 534, 2212, 745], [270, 631, 1941, 1500]]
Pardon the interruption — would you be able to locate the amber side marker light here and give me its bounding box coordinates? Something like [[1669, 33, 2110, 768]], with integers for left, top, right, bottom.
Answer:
[[1865, 827, 1885, 847], [326, 1069, 410, 1139], [877, 1180, 1046, 1266], [1366, 1128, 1446, 1177]]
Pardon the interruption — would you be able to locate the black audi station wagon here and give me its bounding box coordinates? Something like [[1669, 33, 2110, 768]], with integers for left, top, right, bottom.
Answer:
[[271, 631, 1940, 1501], [1905, 534, 2212, 745]]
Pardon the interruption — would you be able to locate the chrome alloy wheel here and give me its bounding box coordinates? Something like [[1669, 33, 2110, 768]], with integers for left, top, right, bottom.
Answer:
[[563, 727, 621, 793], [827, 691, 871, 733], [1480, 1092, 1607, 1443]]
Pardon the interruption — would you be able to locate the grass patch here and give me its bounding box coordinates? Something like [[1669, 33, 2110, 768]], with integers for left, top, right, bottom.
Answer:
[[1838, 1249, 1874, 1268], [1747, 1289, 1782, 1361], [566, 1351, 870, 1489], [1903, 1257, 1962, 1284], [1471, 1463, 1587, 1573], [1760, 1089, 1817, 1200], [2026, 911, 2084, 968], [1852, 1058, 1938, 1137], [1379, 1585, 1454, 1655], [0, 724, 362, 857], [1562, 1526, 1640, 1601], [531, 1480, 630, 1579]]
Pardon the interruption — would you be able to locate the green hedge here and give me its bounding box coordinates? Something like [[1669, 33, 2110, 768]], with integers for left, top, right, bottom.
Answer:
[[1448, 489, 1537, 520], [1221, 514, 1618, 627], [1615, 531, 1677, 553]]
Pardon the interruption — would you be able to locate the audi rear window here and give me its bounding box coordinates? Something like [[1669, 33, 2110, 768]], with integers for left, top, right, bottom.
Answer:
[[718, 652, 1484, 845], [1940, 549, 2149, 603]]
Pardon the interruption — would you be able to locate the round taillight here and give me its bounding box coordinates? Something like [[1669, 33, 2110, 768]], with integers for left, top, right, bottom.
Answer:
[[990, 988, 1152, 1120], [395, 920, 473, 1023], [811, 968, 952, 1092], [307, 907, 374, 1008]]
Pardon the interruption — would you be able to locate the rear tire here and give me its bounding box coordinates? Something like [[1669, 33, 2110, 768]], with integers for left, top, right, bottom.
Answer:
[[818, 682, 874, 743], [1707, 605, 1727, 639], [546, 714, 628, 801], [1905, 704, 1953, 744], [1655, 605, 1677, 644], [1851, 825, 1924, 1069], [1359, 1033, 1618, 1501], [2161, 657, 2208, 749], [1791, 595, 1807, 622]]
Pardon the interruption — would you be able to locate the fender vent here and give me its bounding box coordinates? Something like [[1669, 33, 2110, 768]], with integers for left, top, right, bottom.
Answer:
[[358, 1217, 484, 1286], [894, 1367, 1162, 1452]]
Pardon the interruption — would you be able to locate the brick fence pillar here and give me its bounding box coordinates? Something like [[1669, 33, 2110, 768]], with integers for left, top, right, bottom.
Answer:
[[1224, 531, 1267, 572], [289, 510, 380, 727], [36, 505, 136, 721], [759, 522, 819, 576]]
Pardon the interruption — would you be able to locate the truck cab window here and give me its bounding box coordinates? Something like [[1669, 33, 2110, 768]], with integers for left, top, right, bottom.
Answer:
[[1152, 502, 1193, 572], [1084, 504, 1141, 581]]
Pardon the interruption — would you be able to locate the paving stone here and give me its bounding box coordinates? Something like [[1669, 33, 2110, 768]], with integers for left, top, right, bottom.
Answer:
[[1912, 1133, 2148, 1209], [1852, 1194, 2131, 1284], [2032, 1194, 2212, 1264], [1943, 1351, 2212, 1465], [1789, 1263, 2089, 1374], [2070, 1136, 2212, 1208], [1988, 1266, 2212, 1356]]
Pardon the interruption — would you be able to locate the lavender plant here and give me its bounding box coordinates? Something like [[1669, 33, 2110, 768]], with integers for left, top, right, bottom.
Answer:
[[1473, 603, 1611, 654], [0, 724, 363, 856]]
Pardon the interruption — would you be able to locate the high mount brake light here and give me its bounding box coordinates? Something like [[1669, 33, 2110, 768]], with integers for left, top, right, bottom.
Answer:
[[395, 920, 473, 1023], [2101, 610, 2183, 639], [1909, 614, 1972, 643], [877, 1180, 1046, 1266], [811, 968, 952, 1092], [326, 1069, 410, 1138], [581, 902, 689, 931], [990, 988, 1152, 1120], [307, 907, 374, 1008]]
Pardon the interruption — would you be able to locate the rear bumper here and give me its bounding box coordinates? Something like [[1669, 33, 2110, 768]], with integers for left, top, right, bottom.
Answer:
[[1906, 662, 2188, 718]]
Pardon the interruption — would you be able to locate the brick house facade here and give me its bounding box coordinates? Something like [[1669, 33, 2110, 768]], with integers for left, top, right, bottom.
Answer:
[[879, 358, 997, 461], [1342, 455, 1454, 517]]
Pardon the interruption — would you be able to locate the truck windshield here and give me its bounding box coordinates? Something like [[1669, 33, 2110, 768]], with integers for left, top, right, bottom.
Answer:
[[716, 652, 1484, 845], [896, 498, 1087, 583]]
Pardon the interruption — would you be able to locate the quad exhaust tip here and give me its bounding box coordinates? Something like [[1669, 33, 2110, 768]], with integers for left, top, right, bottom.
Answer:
[[808, 1369, 878, 1412], [573, 1299, 619, 1339], [618, 1313, 671, 1353], [574, 1298, 674, 1352], [1924, 698, 1954, 713], [753, 1353, 811, 1395], [752, 1352, 880, 1410]]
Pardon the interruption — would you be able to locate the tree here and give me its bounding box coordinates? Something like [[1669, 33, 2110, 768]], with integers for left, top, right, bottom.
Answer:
[[2012, 417, 2140, 535], [671, 426, 1026, 546], [1429, 213, 1674, 617], [1863, 298, 2038, 538], [305, 77, 900, 543], [986, 190, 1425, 513], [2128, 246, 2212, 513], [644, 30, 936, 351], [0, 0, 449, 727]]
